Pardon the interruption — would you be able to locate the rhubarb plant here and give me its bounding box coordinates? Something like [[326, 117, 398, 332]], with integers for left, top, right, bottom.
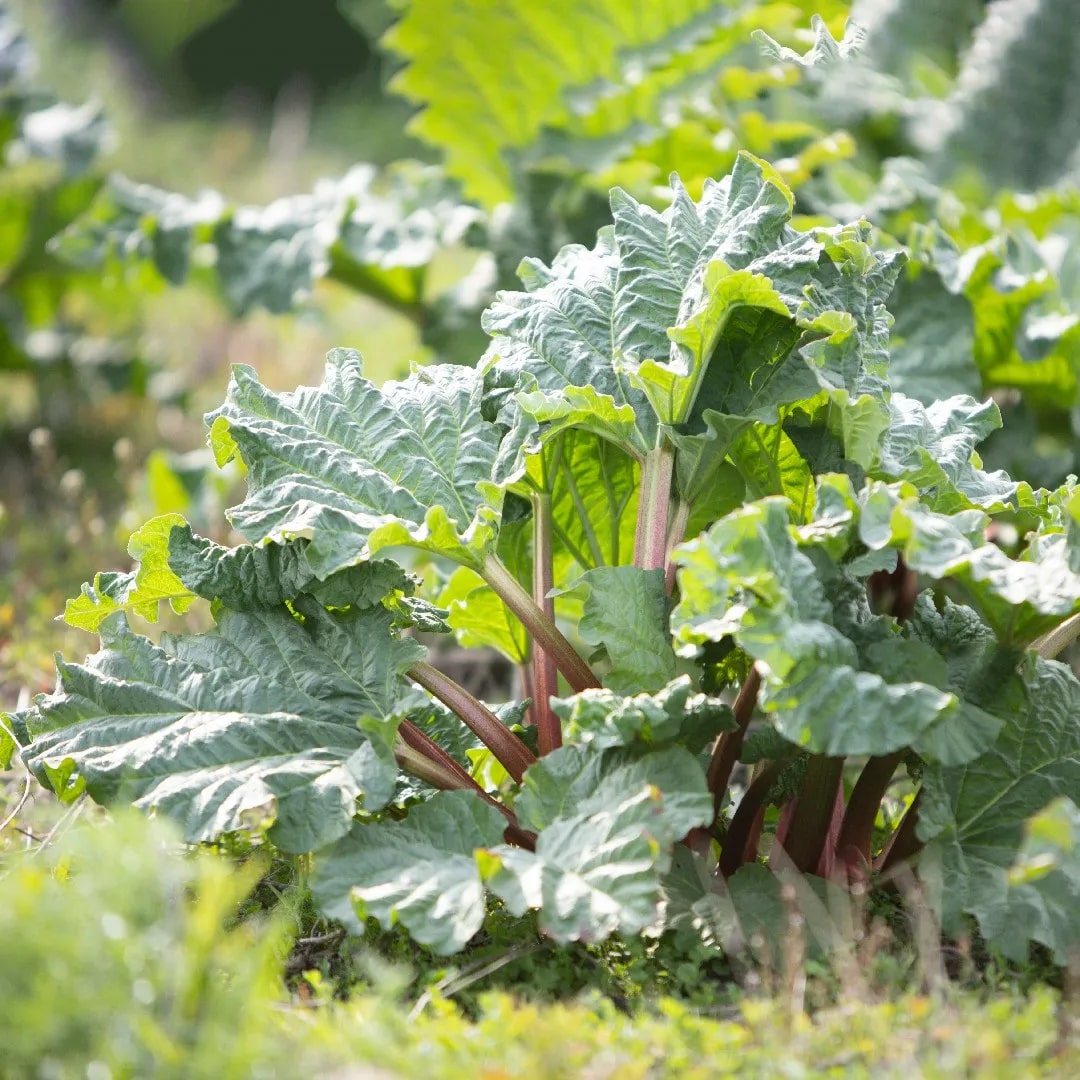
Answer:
[[8, 153, 1080, 962]]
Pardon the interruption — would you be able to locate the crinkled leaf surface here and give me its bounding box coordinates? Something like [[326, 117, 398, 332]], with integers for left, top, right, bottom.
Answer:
[[484, 162, 907, 524], [919, 657, 1080, 961], [513, 743, 711, 837], [873, 394, 1016, 512], [574, 567, 675, 694], [669, 311, 807, 504], [310, 790, 507, 953], [482, 225, 655, 457], [1005, 797, 1080, 963], [673, 225, 902, 504], [468, 744, 710, 943], [671, 493, 1001, 762], [553, 676, 733, 753], [16, 604, 424, 852], [616, 167, 818, 424], [167, 524, 410, 611], [64, 515, 195, 632], [482, 786, 677, 943], [483, 156, 829, 456], [209, 349, 530, 574]]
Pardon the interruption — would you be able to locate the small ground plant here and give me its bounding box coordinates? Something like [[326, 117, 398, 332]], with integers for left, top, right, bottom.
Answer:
[[5, 151, 1080, 969]]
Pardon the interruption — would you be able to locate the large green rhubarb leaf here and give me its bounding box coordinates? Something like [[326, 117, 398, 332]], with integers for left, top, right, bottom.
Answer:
[[671, 492, 1001, 763], [459, 744, 712, 944], [482, 787, 680, 943], [670, 224, 904, 506], [484, 158, 906, 522], [64, 518, 416, 634], [482, 156, 826, 457], [1005, 797, 1080, 964], [573, 567, 676, 694], [873, 394, 1017, 512], [310, 790, 507, 954], [166, 525, 413, 611], [209, 348, 531, 574], [919, 656, 1080, 961], [14, 604, 425, 852], [513, 744, 711, 837], [482, 225, 655, 457], [384, 0, 831, 205]]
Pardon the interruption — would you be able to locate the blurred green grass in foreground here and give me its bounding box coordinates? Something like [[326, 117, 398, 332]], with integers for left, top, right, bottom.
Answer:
[[0, 805, 1076, 1080]]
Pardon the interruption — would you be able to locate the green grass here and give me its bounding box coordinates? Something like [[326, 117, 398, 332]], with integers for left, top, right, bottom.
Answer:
[[0, 794, 1076, 1080]]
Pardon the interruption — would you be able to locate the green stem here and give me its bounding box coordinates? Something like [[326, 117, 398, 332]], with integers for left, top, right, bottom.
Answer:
[[531, 491, 561, 755], [407, 661, 536, 783], [781, 755, 844, 875], [482, 554, 599, 693], [719, 759, 784, 877], [393, 740, 498, 813], [706, 665, 762, 822], [664, 496, 693, 595], [835, 752, 902, 879], [327, 252, 427, 327], [1033, 613, 1080, 659], [633, 439, 676, 573]]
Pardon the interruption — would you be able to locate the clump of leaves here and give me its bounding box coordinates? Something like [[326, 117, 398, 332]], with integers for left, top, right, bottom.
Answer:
[[7, 153, 1080, 969]]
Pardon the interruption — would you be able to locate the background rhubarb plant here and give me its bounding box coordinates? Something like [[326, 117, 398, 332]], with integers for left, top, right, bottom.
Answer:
[[7, 148, 1080, 964]]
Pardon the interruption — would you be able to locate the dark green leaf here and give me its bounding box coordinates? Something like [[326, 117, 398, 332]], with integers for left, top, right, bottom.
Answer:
[[310, 790, 507, 953], [574, 567, 675, 694], [209, 349, 531, 574], [18, 606, 424, 852], [920, 656, 1080, 961]]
